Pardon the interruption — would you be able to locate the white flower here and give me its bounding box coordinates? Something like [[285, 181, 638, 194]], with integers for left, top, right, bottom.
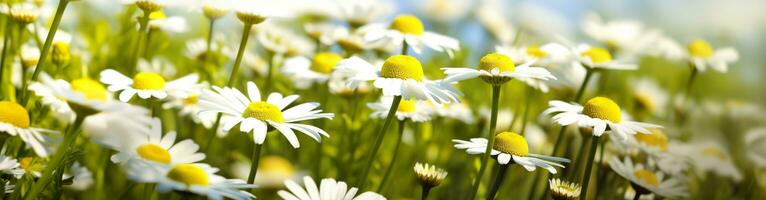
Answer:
[[162, 83, 217, 128], [257, 23, 315, 57], [198, 81, 334, 148], [360, 15, 459, 57], [149, 15, 188, 33], [745, 127, 766, 168], [609, 157, 688, 198], [475, 0, 514, 44], [126, 163, 255, 200], [304, 23, 347, 46], [137, 57, 177, 78], [442, 53, 556, 86], [335, 0, 393, 28], [0, 155, 24, 178], [184, 38, 233, 61], [632, 78, 669, 116], [495, 43, 569, 66], [548, 178, 580, 200], [582, 12, 659, 55], [110, 118, 205, 167], [565, 43, 637, 71], [246, 156, 299, 189], [100, 69, 200, 102], [65, 162, 94, 191], [0, 101, 58, 157], [418, 0, 470, 23], [281, 52, 343, 89], [368, 96, 432, 122], [278, 176, 385, 200], [335, 56, 461, 104], [541, 97, 662, 141], [670, 140, 743, 182], [413, 162, 448, 187], [428, 101, 475, 124], [684, 39, 738, 73], [453, 132, 569, 173], [328, 69, 371, 98]]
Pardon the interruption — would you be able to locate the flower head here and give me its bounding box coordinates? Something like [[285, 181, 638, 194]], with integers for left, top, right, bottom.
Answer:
[[549, 178, 580, 200], [414, 162, 447, 187]]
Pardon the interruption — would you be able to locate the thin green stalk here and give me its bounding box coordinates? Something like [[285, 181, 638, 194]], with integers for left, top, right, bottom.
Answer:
[[401, 43, 409, 55], [485, 163, 510, 200], [246, 143, 264, 188], [263, 51, 275, 96], [377, 120, 406, 192], [23, 0, 70, 105], [520, 88, 533, 135], [358, 96, 402, 190], [228, 23, 253, 86], [129, 11, 151, 74], [202, 18, 216, 82], [0, 22, 12, 101], [632, 193, 641, 200], [143, 183, 155, 200], [579, 135, 600, 200], [593, 139, 607, 198], [24, 114, 87, 200], [420, 185, 433, 200], [574, 68, 595, 103], [469, 85, 502, 200]]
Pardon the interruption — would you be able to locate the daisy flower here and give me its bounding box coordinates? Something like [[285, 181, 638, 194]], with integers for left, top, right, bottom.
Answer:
[[162, 82, 217, 128], [127, 163, 255, 200], [198, 81, 334, 148], [632, 78, 669, 117], [258, 23, 315, 57], [413, 162, 447, 188], [368, 96, 432, 122], [109, 118, 205, 167], [304, 23, 346, 46], [582, 13, 656, 54], [609, 157, 688, 198], [548, 178, 580, 200], [147, 11, 188, 33], [327, 71, 371, 98], [65, 162, 94, 191], [335, 0, 393, 28], [745, 127, 766, 168], [671, 140, 743, 182], [495, 43, 569, 66], [0, 101, 58, 157], [335, 56, 461, 104], [428, 101, 475, 124], [247, 156, 299, 189], [453, 132, 570, 173], [566, 43, 637, 71], [360, 14, 459, 57], [685, 39, 738, 73], [278, 176, 385, 200], [100, 69, 200, 102], [0, 155, 25, 178], [281, 52, 343, 89], [198, 0, 231, 19], [541, 97, 662, 141], [442, 53, 556, 86]]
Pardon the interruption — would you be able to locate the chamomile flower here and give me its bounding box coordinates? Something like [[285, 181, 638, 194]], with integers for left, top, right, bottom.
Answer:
[[336, 0, 393, 28], [198, 81, 334, 148], [304, 23, 346, 46], [361, 14, 459, 57], [429, 101, 475, 124], [413, 162, 447, 187], [684, 39, 738, 73], [495, 43, 569, 66], [100, 69, 200, 102], [185, 38, 233, 61], [582, 13, 654, 53], [281, 52, 343, 89], [65, 162, 94, 191], [453, 132, 569, 173], [0, 101, 57, 157], [110, 118, 205, 167], [368, 96, 432, 122], [258, 23, 315, 57], [198, 0, 231, 19], [632, 78, 669, 117], [548, 178, 580, 200], [609, 157, 687, 198], [541, 97, 662, 141], [121, 0, 179, 12], [566, 43, 637, 71], [335, 56, 461, 104], [127, 163, 255, 200], [0, 155, 25, 177], [249, 156, 299, 189], [442, 53, 556, 86], [671, 140, 743, 182], [278, 176, 385, 200], [745, 127, 766, 167], [162, 84, 216, 128], [328, 72, 371, 98], [475, 0, 515, 44]]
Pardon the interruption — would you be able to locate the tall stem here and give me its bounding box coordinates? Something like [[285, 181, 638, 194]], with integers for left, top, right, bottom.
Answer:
[[420, 185, 432, 200], [574, 68, 595, 103], [0, 23, 12, 101], [202, 18, 216, 82], [130, 11, 151, 75], [263, 51, 275, 94], [632, 193, 641, 200], [485, 163, 510, 200], [24, 114, 87, 200], [246, 144, 263, 185], [227, 23, 253, 86], [469, 85, 502, 200], [23, 0, 70, 105], [682, 63, 698, 104], [401, 43, 409, 55], [579, 135, 600, 200], [376, 120, 406, 192], [358, 96, 402, 190]]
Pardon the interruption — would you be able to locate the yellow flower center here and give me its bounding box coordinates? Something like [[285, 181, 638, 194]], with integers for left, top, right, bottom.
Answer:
[[581, 47, 612, 64], [183, 95, 198, 105], [70, 78, 108, 101], [526, 46, 548, 59], [148, 10, 166, 20], [702, 147, 727, 160], [479, 53, 515, 72], [0, 101, 30, 128], [390, 15, 424, 35], [633, 169, 660, 187], [132, 72, 166, 90], [380, 55, 424, 81], [397, 100, 416, 113], [259, 156, 295, 176], [634, 93, 655, 112], [136, 144, 171, 164], [634, 129, 668, 152], [493, 132, 529, 156], [242, 102, 284, 123], [583, 97, 622, 123], [310, 52, 343, 74], [166, 164, 209, 186], [202, 5, 227, 19], [688, 39, 713, 58]]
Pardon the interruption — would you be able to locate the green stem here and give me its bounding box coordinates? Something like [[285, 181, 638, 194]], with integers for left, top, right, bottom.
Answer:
[[228, 23, 253, 86], [246, 144, 263, 186], [24, 114, 87, 200], [130, 11, 151, 74], [682, 63, 698, 104], [470, 85, 502, 200], [520, 88, 533, 135], [0, 22, 12, 101], [263, 51, 275, 94], [574, 68, 595, 103], [143, 183, 155, 200], [632, 193, 641, 200], [485, 163, 509, 200], [579, 135, 600, 200], [401, 43, 409, 55], [376, 120, 406, 192], [203, 18, 216, 82], [23, 0, 70, 105], [421, 185, 433, 200], [358, 96, 402, 190]]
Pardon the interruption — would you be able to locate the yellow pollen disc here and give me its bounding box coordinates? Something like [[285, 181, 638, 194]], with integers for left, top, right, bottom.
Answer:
[[132, 72, 166, 90], [397, 100, 416, 113], [148, 10, 166, 20], [380, 55, 424, 81], [242, 102, 284, 123], [702, 147, 727, 160], [136, 144, 171, 164], [493, 132, 529, 156], [0, 101, 30, 128], [581, 47, 612, 64], [258, 156, 295, 176], [634, 93, 655, 112], [166, 164, 209, 186], [390, 15, 424, 35], [583, 97, 622, 123], [183, 95, 199, 105], [311, 52, 343, 74], [633, 169, 660, 187], [70, 78, 108, 101], [479, 53, 515, 72], [526, 46, 548, 59], [688, 39, 713, 58], [634, 129, 668, 152]]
